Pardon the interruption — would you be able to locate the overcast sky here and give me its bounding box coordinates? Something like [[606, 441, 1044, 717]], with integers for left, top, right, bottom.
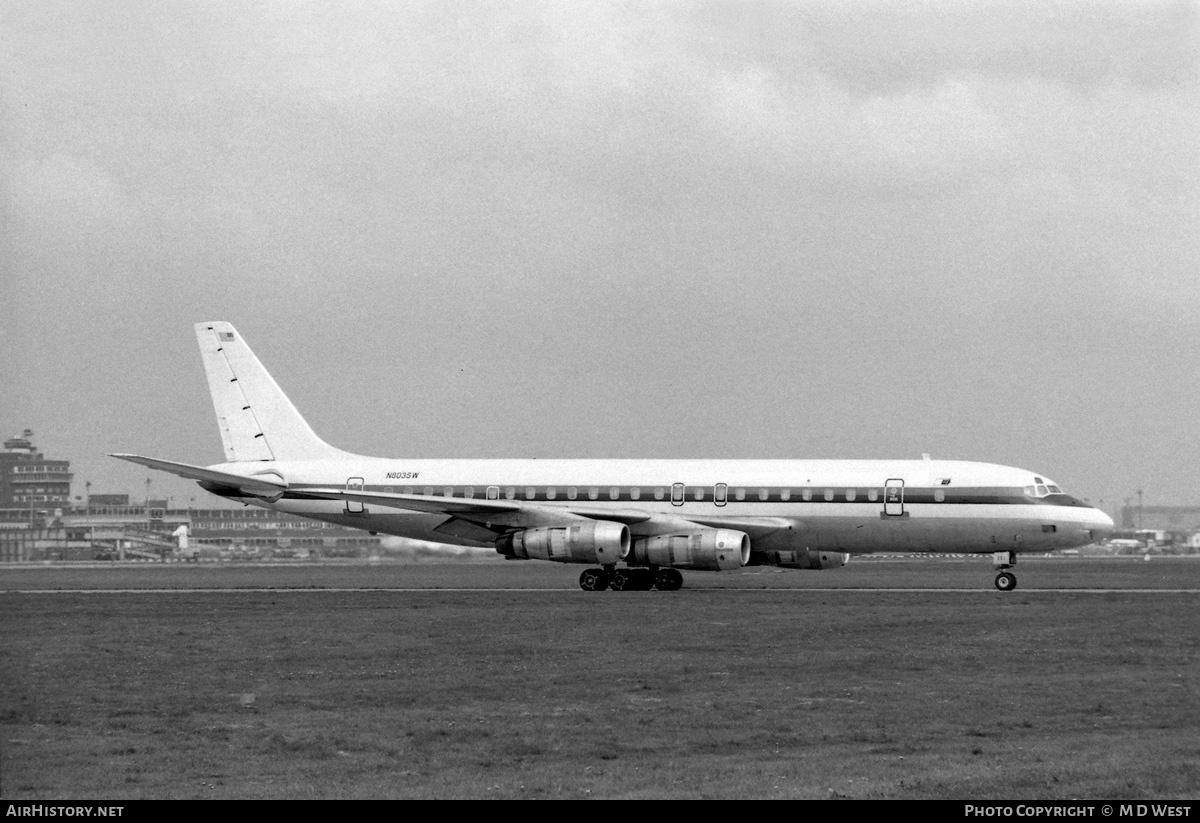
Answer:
[[2, 1, 1197, 517]]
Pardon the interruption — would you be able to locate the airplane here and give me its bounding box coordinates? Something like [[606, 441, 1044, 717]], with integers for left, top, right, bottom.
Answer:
[[112, 322, 1114, 592]]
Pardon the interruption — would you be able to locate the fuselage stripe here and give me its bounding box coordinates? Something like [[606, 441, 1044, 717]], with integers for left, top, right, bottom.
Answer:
[[278, 483, 1095, 509]]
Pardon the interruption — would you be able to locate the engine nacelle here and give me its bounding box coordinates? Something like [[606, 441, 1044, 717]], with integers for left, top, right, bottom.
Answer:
[[629, 529, 750, 571], [755, 549, 849, 570], [496, 521, 630, 565]]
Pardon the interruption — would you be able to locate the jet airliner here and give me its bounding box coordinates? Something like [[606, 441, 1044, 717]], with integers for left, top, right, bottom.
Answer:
[[112, 322, 1113, 591]]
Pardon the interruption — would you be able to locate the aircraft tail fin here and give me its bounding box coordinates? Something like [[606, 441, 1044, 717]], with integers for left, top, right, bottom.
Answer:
[[195, 322, 350, 463]]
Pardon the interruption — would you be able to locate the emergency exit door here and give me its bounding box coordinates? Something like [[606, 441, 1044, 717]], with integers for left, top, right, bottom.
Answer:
[[884, 479, 904, 516], [346, 477, 365, 513]]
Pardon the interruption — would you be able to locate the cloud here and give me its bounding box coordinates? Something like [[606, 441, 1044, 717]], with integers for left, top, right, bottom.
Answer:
[[0, 0, 1196, 507], [9, 153, 133, 222]]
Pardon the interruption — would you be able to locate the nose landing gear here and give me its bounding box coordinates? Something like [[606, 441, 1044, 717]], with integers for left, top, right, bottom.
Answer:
[[993, 551, 1017, 591]]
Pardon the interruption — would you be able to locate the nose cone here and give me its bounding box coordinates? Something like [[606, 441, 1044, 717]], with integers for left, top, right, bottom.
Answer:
[[1088, 509, 1115, 543]]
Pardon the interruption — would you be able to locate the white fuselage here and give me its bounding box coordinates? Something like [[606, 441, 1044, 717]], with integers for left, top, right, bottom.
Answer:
[[209, 456, 1113, 557]]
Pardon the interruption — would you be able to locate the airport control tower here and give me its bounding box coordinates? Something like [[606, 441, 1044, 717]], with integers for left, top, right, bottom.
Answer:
[[0, 430, 73, 507]]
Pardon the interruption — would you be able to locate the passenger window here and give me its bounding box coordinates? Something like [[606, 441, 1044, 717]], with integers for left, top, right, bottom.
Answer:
[[802, 489, 812, 501], [735, 488, 746, 501], [465, 487, 475, 499], [934, 489, 945, 502], [823, 489, 834, 501], [671, 483, 685, 505], [715, 484, 728, 505], [423, 486, 433, 496], [868, 488, 878, 501], [404, 487, 414, 495], [444, 487, 454, 497], [505, 487, 516, 500], [693, 487, 704, 500], [546, 487, 556, 500], [589, 487, 599, 500], [758, 488, 769, 501], [845, 488, 856, 501], [781, 489, 791, 501], [630, 487, 640, 500], [486, 486, 499, 500], [567, 487, 577, 500], [609, 487, 620, 500], [654, 487, 665, 500]]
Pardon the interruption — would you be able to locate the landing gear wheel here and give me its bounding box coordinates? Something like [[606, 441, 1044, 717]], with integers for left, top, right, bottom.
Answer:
[[994, 571, 1017, 591], [579, 569, 609, 592], [611, 569, 655, 591], [654, 568, 684, 591]]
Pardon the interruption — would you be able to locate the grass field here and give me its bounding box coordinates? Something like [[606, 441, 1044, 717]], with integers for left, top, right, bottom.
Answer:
[[2, 557, 1198, 799]]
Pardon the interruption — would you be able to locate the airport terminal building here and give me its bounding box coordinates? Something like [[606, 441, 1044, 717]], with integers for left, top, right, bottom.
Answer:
[[1119, 504, 1200, 532], [0, 431, 381, 562], [1, 495, 385, 563], [0, 430, 72, 508]]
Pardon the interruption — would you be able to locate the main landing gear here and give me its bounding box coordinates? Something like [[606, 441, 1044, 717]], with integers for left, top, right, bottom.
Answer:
[[993, 551, 1017, 591], [579, 567, 683, 592]]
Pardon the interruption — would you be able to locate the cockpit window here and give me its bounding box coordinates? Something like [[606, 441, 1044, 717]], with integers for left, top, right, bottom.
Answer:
[[1024, 482, 1063, 499]]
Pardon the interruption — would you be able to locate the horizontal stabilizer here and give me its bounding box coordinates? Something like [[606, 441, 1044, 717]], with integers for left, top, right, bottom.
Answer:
[[109, 454, 287, 500]]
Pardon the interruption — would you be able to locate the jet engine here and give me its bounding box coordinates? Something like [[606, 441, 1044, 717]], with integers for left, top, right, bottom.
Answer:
[[628, 529, 750, 571], [496, 521, 630, 565], [754, 549, 849, 570]]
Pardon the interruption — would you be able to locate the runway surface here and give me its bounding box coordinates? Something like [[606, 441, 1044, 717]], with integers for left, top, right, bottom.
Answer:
[[5, 585, 1200, 594], [3, 555, 1198, 594]]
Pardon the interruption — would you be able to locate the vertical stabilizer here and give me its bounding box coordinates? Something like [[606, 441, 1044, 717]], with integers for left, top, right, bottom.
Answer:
[[195, 322, 349, 462]]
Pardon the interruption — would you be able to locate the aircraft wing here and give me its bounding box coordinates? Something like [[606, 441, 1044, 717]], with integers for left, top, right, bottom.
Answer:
[[300, 486, 611, 540], [677, 515, 799, 542], [297, 487, 521, 515], [109, 454, 287, 500], [299, 487, 653, 525], [299, 487, 793, 540], [106, 468, 797, 543]]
